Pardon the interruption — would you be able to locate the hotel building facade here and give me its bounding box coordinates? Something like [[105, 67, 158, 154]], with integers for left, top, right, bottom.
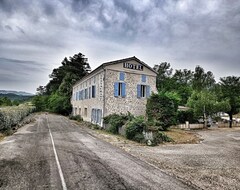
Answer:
[[71, 57, 157, 127]]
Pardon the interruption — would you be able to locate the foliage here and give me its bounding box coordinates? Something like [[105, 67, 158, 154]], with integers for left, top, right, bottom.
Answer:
[[125, 116, 146, 142], [151, 131, 173, 145], [177, 109, 198, 124], [187, 90, 229, 119], [69, 114, 83, 122], [32, 95, 49, 112], [103, 113, 131, 134], [35, 52, 91, 115], [0, 104, 35, 130], [192, 66, 215, 91], [146, 91, 180, 131], [0, 97, 12, 106], [48, 93, 72, 115], [219, 76, 240, 128]]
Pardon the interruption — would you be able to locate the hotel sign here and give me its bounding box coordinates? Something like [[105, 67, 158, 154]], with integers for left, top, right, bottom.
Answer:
[[123, 62, 143, 71]]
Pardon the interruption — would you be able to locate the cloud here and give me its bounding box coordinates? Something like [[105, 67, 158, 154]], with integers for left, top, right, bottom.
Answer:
[[0, 0, 239, 92]]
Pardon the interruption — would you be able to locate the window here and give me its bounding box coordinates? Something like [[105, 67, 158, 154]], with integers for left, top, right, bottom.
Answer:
[[92, 85, 96, 98], [114, 82, 126, 97], [137, 85, 150, 98], [91, 108, 102, 124], [119, 72, 125, 81], [142, 74, 146, 82], [84, 108, 87, 117]]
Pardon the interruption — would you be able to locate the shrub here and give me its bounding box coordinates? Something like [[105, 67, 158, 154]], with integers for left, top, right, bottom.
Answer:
[[146, 92, 179, 131], [151, 131, 173, 146], [103, 113, 130, 134], [0, 104, 35, 130], [177, 109, 197, 124], [69, 115, 83, 122], [125, 116, 146, 140]]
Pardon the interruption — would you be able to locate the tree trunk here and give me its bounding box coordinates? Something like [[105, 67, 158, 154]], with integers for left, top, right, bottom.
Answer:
[[229, 113, 233, 128]]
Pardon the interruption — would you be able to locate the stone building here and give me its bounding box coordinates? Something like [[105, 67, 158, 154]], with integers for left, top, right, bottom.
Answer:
[[71, 56, 157, 127]]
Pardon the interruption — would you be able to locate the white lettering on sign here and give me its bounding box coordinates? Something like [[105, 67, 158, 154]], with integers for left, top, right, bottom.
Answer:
[[123, 62, 143, 71]]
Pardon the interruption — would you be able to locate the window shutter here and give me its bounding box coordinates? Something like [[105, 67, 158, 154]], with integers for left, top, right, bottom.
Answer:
[[120, 72, 125, 81], [83, 90, 85, 100], [146, 85, 150, 97], [78, 91, 81, 100], [114, 82, 119, 97], [142, 74, 146, 82], [137, 84, 141, 98], [89, 87, 91, 99], [122, 83, 126, 97]]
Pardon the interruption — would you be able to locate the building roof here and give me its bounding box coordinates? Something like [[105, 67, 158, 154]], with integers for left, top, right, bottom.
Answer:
[[73, 56, 157, 87]]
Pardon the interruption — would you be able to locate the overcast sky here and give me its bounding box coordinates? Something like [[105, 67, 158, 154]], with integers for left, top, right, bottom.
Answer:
[[0, 0, 240, 93]]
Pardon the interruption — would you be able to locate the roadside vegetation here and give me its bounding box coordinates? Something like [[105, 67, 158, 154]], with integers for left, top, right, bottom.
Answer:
[[0, 104, 35, 136]]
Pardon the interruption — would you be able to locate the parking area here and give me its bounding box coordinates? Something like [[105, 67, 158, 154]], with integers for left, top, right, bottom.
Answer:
[[90, 127, 240, 190]]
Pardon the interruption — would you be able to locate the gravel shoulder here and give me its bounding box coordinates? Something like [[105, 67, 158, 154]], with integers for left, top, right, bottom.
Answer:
[[82, 124, 240, 190]]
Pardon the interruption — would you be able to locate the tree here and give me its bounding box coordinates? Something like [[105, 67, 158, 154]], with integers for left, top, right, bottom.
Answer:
[[146, 91, 180, 130], [187, 90, 229, 127], [154, 62, 174, 91], [219, 76, 240, 128], [172, 69, 193, 105], [36, 52, 91, 115], [192, 66, 215, 91]]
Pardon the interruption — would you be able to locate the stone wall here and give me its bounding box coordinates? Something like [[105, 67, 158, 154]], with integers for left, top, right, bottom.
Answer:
[[72, 70, 104, 125], [104, 68, 157, 116]]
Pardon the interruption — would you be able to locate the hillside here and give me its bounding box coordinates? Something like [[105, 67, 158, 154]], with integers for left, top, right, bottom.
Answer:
[[0, 90, 34, 101]]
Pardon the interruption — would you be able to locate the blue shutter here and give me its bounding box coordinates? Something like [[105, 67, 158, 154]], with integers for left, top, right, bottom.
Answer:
[[146, 85, 150, 97], [120, 72, 125, 81], [137, 84, 141, 98], [78, 91, 81, 100], [122, 83, 126, 97], [83, 89, 85, 100], [142, 74, 146, 82], [114, 82, 119, 97]]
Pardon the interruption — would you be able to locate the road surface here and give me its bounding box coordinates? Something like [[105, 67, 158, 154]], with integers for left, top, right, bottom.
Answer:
[[0, 114, 195, 190]]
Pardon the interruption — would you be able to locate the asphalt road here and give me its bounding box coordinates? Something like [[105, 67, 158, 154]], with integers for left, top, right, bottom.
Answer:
[[0, 114, 195, 190]]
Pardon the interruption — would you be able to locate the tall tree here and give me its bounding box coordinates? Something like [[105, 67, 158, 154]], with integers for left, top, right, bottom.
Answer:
[[219, 76, 240, 128], [154, 62, 174, 92], [36, 52, 91, 115], [192, 66, 215, 91], [172, 69, 193, 105]]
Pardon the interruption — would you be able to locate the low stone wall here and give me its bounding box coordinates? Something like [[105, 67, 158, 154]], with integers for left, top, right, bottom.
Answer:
[[173, 123, 204, 129], [217, 122, 240, 128]]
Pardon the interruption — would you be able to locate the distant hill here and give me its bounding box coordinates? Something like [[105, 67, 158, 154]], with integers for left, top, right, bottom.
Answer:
[[0, 90, 34, 101], [0, 90, 34, 96]]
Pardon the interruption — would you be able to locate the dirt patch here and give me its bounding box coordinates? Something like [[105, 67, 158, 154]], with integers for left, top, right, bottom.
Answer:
[[165, 129, 202, 144]]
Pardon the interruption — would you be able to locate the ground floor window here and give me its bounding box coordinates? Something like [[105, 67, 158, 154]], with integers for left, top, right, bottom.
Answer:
[[91, 109, 102, 124], [84, 108, 87, 117]]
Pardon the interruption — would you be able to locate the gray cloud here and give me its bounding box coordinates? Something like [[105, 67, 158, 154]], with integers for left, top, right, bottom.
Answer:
[[0, 0, 239, 93]]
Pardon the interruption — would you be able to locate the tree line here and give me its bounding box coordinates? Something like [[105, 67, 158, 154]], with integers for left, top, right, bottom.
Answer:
[[153, 62, 240, 128]]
